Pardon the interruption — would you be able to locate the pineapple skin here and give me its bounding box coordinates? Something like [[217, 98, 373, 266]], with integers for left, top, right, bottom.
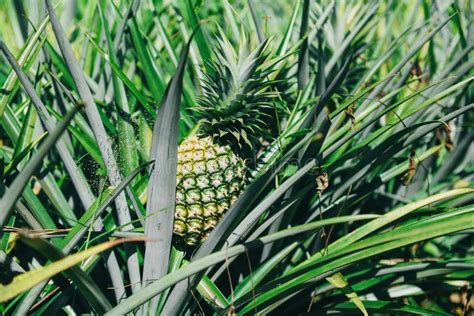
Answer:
[[174, 136, 246, 246]]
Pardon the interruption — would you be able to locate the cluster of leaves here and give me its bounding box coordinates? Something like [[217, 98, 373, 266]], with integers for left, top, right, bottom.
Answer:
[[0, 0, 472, 315]]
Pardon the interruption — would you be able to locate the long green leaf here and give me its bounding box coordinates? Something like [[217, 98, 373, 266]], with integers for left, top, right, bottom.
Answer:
[[106, 215, 377, 315], [0, 237, 145, 303], [17, 234, 112, 313], [0, 106, 79, 228], [142, 29, 194, 311]]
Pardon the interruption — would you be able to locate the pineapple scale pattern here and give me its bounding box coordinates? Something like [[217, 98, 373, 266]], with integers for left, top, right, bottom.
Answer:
[[174, 137, 246, 246]]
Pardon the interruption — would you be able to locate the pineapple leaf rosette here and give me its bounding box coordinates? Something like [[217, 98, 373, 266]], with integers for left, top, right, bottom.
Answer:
[[173, 32, 278, 246]]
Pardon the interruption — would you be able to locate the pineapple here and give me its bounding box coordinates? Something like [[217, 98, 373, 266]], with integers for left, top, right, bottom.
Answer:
[[173, 137, 246, 245], [173, 31, 277, 246]]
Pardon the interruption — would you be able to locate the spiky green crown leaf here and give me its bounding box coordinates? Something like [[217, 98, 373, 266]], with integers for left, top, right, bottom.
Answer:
[[195, 29, 279, 158]]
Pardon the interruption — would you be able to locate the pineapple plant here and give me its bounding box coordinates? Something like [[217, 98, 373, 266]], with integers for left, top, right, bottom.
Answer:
[[0, 1, 473, 315], [173, 32, 277, 246]]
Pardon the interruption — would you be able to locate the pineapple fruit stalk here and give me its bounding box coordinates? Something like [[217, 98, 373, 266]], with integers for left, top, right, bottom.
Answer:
[[173, 31, 277, 246]]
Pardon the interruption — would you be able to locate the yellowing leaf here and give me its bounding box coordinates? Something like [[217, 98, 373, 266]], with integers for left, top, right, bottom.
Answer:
[[0, 236, 145, 302], [326, 272, 368, 316]]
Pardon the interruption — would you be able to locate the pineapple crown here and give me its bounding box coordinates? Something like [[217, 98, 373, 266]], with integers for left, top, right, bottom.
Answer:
[[195, 28, 279, 158]]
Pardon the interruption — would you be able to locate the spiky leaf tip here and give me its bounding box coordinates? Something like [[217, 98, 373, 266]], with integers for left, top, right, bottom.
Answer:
[[196, 28, 280, 158]]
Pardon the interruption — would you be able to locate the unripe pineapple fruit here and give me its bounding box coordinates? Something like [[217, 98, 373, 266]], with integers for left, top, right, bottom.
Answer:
[[173, 31, 277, 246], [174, 137, 246, 246]]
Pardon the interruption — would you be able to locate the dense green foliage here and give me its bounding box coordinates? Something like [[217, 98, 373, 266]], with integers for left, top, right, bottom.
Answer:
[[0, 0, 472, 315]]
